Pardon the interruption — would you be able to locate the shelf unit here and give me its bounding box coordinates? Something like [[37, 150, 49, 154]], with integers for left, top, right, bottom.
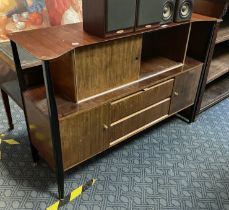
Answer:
[[216, 12, 229, 44], [200, 6, 229, 111], [207, 42, 229, 84], [202, 74, 229, 111]]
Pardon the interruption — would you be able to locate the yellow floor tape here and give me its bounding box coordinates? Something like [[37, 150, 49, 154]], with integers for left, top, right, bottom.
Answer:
[[47, 179, 96, 210], [3, 139, 20, 145], [0, 134, 20, 160]]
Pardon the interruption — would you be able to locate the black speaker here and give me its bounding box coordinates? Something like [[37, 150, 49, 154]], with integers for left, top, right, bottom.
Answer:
[[161, 0, 176, 24], [174, 0, 194, 22], [136, 0, 163, 30], [83, 0, 136, 37]]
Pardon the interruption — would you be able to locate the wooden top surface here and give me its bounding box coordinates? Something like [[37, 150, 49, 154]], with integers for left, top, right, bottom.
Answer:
[[8, 13, 217, 61]]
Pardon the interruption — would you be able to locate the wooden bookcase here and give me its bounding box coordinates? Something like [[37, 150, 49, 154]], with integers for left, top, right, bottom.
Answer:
[[194, 0, 229, 112], [8, 13, 217, 198]]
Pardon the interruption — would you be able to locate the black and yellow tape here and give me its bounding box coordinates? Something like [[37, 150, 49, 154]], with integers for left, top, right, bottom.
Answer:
[[47, 178, 96, 210]]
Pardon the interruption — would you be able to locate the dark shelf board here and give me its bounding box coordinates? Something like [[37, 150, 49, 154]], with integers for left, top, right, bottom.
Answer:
[[207, 45, 229, 84], [201, 75, 229, 112]]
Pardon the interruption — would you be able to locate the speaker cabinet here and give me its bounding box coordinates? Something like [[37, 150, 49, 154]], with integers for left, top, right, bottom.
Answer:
[[83, 0, 136, 37], [161, 0, 176, 24], [174, 0, 194, 22], [136, 0, 163, 30]]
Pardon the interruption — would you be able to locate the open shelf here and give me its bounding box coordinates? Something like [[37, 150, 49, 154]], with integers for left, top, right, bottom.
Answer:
[[201, 74, 229, 111], [140, 24, 190, 79], [216, 12, 229, 44], [207, 43, 229, 84], [140, 56, 182, 79]]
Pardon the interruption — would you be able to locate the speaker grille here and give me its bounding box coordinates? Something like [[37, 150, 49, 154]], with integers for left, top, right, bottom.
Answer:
[[162, 1, 174, 21], [179, 1, 192, 19]]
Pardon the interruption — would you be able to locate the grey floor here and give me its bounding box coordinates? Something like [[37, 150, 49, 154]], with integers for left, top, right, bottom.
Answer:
[[0, 97, 229, 210]]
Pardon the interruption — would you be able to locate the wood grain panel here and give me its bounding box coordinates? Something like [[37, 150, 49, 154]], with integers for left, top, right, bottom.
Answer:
[[59, 105, 109, 170], [110, 79, 174, 122], [110, 98, 170, 143], [50, 52, 77, 102], [74, 36, 142, 101], [170, 67, 202, 114]]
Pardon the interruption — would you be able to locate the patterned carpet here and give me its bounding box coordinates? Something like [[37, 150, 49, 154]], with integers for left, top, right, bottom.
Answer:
[[0, 97, 229, 210]]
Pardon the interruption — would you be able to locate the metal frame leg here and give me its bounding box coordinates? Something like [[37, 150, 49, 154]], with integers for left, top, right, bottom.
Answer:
[[1, 89, 14, 130], [10, 41, 39, 164], [42, 61, 64, 199]]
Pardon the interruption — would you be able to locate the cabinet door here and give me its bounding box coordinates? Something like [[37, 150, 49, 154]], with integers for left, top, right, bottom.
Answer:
[[169, 67, 202, 114], [60, 105, 109, 170]]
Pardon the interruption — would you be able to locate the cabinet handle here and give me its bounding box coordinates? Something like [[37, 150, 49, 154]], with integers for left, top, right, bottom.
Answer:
[[103, 124, 109, 130], [174, 91, 179, 96]]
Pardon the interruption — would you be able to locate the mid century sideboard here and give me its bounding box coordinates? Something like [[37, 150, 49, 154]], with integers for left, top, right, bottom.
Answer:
[[8, 13, 217, 199]]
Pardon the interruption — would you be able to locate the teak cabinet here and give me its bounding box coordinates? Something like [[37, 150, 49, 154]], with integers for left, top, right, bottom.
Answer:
[[8, 13, 217, 198]]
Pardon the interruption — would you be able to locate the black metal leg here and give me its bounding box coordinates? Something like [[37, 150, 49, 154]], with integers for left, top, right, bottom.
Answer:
[[1, 89, 14, 130], [10, 41, 39, 164], [42, 61, 64, 199]]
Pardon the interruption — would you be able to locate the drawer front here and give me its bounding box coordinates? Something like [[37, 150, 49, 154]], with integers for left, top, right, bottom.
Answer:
[[110, 98, 170, 144], [110, 79, 174, 123]]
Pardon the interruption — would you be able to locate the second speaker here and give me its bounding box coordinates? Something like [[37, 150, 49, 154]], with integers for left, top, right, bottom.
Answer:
[[174, 0, 194, 22], [161, 0, 176, 24]]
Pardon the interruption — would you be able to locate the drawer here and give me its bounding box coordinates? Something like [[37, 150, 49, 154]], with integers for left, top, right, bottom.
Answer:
[[110, 98, 170, 145], [110, 79, 174, 123]]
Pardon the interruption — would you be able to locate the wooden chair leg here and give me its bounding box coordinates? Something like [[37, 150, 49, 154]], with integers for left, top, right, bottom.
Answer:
[[1, 89, 14, 130]]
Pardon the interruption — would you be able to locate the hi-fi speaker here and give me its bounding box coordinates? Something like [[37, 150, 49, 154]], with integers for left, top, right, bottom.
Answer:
[[82, 0, 136, 37], [161, 0, 176, 24], [174, 0, 194, 22], [136, 0, 163, 30]]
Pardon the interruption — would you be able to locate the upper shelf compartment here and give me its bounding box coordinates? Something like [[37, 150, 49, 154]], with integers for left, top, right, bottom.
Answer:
[[140, 23, 190, 79]]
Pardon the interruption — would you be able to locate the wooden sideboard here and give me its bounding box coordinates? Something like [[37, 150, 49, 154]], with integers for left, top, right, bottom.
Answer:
[[8, 13, 217, 198]]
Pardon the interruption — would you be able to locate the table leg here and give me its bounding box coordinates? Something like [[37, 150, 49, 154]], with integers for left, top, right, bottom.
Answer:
[[42, 61, 64, 199], [1, 89, 14, 130], [10, 41, 39, 164]]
